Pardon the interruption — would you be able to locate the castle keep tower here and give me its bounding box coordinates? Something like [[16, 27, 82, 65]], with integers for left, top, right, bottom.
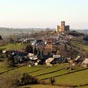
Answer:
[[61, 21, 65, 32], [56, 21, 70, 33]]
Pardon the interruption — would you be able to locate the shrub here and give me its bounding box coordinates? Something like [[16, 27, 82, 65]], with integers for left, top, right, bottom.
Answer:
[[20, 73, 39, 85], [0, 72, 39, 88], [25, 45, 33, 53], [84, 36, 88, 41], [0, 73, 21, 88], [50, 77, 55, 85]]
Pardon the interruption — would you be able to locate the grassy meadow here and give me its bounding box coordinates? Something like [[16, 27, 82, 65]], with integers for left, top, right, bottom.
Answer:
[[71, 40, 88, 53], [0, 43, 25, 51], [0, 62, 88, 87], [0, 42, 88, 88]]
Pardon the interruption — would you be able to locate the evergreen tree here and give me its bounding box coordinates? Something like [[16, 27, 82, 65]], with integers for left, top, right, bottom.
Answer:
[[50, 77, 55, 85], [34, 47, 37, 55], [0, 35, 2, 40], [9, 38, 14, 44], [7, 53, 16, 67], [25, 45, 33, 53], [64, 44, 67, 50]]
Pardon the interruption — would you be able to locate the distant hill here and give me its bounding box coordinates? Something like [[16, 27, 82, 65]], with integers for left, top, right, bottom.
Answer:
[[0, 27, 88, 36], [76, 30, 88, 34], [0, 28, 41, 36], [0, 27, 54, 36]]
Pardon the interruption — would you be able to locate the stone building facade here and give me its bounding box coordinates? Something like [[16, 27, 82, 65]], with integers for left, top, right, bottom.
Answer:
[[56, 21, 70, 33]]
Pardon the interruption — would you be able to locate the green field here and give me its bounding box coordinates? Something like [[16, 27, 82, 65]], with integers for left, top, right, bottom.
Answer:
[[20, 84, 61, 88], [0, 43, 25, 51], [0, 42, 88, 88], [71, 40, 88, 53], [0, 62, 88, 88]]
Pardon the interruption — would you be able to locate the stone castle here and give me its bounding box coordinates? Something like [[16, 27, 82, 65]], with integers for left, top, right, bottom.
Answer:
[[56, 21, 70, 33]]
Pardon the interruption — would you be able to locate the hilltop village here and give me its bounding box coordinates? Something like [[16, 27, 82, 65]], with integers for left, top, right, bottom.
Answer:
[[0, 21, 88, 88], [0, 21, 88, 67]]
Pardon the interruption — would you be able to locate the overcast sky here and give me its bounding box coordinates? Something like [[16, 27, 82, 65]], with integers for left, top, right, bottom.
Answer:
[[0, 0, 88, 29]]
